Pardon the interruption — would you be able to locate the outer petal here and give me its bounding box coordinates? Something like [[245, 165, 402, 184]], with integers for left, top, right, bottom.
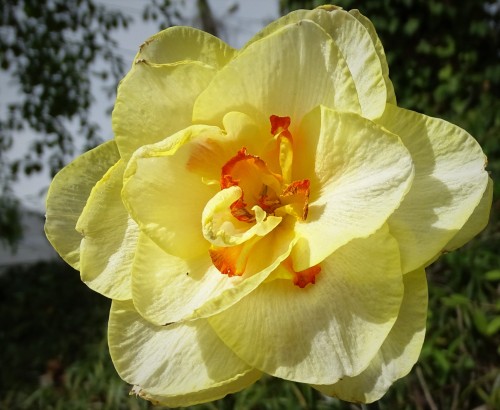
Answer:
[[444, 177, 493, 252], [136, 26, 235, 67], [208, 226, 404, 384], [193, 20, 360, 128], [108, 300, 261, 408], [132, 222, 296, 325], [313, 268, 428, 403], [122, 125, 223, 259], [291, 106, 414, 271], [348, 9, 397, 105], [44, 141, 119, 270], [75, 160, 138, 300], [380, 104, 489, 272], [113, 61, 217, 161], [114, 25, 236, 161], [244, 8, 387, 119]]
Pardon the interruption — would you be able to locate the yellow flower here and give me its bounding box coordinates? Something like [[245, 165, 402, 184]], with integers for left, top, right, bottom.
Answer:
[[45, 5, 492, 406]]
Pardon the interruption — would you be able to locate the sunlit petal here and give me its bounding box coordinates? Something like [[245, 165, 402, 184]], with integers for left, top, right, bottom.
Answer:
[[380, 104, 489, 272], [313, 268, 427, 402], [76, 160, 137, 300], [45, 141, 119, 269], [109, 300, 261, 408], [209, 226, 403, 384], [193, 20, 360, 128], [291, 106, 413, 271]]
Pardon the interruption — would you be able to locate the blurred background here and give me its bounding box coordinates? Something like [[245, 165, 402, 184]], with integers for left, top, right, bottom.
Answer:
[[0, 0, 499, 409]]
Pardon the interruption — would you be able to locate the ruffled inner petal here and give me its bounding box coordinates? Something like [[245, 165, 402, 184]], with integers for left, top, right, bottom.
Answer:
[[122, 125, 225, 259]]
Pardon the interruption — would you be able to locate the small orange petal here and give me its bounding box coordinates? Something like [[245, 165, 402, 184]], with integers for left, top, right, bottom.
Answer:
[[270, 115, 292, 140], [209, 239, 259, 277], [209, 246, 245, 277], [281, 257, 320, 288], [293, 265, 321, 288]]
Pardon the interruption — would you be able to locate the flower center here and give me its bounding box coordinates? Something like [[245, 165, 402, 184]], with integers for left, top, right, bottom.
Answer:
[[220, 115, 310, 224], [203, 115, 320, 287], [220, 147, 310, 223]]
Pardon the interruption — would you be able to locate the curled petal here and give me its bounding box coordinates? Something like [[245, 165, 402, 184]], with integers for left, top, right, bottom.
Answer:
[[313, 268, 428, 402], [444, 177, 493, 252], [380, 104, 490, 272], [348, 9, 397, 105], [193, 19, 360, 127], [244, 7, 388, 119], [45, 141, 119, 270], [122, 125, 224, 259], [114, 25, 235, 160], [108, 300, 261, 408], [291, 106, 414, 271], [76, 160, 137, 300], [136, 26, 235, 67]]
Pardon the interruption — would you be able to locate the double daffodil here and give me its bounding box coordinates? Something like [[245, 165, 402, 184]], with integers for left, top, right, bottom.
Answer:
[[45, 5, 492, 406]]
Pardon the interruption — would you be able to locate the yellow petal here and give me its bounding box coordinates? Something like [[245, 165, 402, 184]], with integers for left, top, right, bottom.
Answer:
[[122, 125, 224, 259], [75, 160, 137, 300], [132, 222, 296, 325], [291, 106, 414, 271], [136, 26, 235, 67], [444, 177, 493, 252], [193, 19, 360, 127], [131, 233, 228, 325], [379, 104, 489, 272], [313, 267, 427, 402], [108, 300, 261, 408], [244, 8, 387, 119], [44, 141, 119, 270], [114, 25, 236, 161], [178, 111, 270, 184], [202, 186, 282, 247], [113, 61, 217, 161], [349, 9, 397, 105], [208, 225, 404, 384]]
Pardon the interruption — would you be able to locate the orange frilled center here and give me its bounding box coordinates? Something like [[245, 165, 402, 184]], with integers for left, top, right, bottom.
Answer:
[[220, 148, 311, 223], [208, 115, 320, 288]]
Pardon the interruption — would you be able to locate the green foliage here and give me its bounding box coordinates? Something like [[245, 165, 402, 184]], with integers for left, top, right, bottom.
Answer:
[[0, 0, 130, 176], [0, 194, 23, 248], [0, 0, 130, 246], [0, 261, 148, 410]]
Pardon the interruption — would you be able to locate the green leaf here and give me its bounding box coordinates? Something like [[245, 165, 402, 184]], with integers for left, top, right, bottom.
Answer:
[[484, 270, 500, 281]]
